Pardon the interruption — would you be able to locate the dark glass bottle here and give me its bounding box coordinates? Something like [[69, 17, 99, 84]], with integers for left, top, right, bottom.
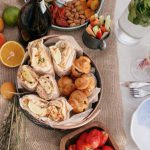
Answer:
[[18, 0, 51, 46]]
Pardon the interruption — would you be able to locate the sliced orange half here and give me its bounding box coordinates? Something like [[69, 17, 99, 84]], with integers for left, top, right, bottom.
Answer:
[[0, 41, 25, 67]]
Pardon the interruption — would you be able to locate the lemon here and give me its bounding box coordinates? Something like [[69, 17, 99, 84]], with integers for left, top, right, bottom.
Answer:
[[0, 41, 25, 67], [3, 6, 20, 27]]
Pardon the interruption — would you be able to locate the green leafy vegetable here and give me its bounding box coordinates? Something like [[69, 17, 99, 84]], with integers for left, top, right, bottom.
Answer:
[[128, 0, 150, 27]]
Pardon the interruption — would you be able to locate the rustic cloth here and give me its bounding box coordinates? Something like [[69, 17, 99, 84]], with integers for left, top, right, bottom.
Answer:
[[0, 0, 126, 150]]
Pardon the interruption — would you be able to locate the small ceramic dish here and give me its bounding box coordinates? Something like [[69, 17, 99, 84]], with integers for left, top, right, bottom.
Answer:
[[60, 121, 119, 150], [82, 30, 110, 50], [131, 98, 150, 150]]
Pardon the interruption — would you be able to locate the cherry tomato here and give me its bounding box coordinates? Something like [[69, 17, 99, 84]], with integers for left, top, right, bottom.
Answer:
[[85, 129, 101, 149], [101, 25, 107, 33], [102, 145, 114, 150], [99, 131, 109, 147], [55, 18, 69, 27], [68, 144, 77, 150], [77, 140, 92, 150], [79, 132, 88, 142]]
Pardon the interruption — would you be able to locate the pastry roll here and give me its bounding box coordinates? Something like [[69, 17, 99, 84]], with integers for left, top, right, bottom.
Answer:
[[28, 39, 54, 75], [17, 65, 39, 91], [71, 56, 91, 78], [19, 95, 48, 118], [68, 90, 89, 113], [58, 76, 75, 96], [74, 73, 97, 97], [49, 40, 76, 77], [46, 97, 72, 122], [36, 74, 60, 100], [81, 73, 97, 97]]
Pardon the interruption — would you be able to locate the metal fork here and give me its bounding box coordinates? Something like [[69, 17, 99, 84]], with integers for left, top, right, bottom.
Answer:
[[130, 88, 150, 98]]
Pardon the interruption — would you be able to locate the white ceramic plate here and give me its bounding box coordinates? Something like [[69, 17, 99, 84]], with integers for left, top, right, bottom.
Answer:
[[131, 98, 150, 150]]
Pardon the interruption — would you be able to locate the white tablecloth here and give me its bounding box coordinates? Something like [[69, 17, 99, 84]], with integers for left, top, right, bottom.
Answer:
[[115, 0, 150, 149]]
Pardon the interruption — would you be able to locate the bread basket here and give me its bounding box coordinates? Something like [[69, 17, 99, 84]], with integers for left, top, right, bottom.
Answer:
[[17, 35, 103, 130]]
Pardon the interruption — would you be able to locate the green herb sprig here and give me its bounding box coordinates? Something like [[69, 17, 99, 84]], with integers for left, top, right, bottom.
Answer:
[[0, 96, 22, 150]]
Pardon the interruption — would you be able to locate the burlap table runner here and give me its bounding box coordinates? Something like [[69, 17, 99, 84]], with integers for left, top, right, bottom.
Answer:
[[0, 0, 126, 149]]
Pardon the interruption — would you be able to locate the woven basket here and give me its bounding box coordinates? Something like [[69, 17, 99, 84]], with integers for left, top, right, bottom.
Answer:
[[17, 35, 103, 130]]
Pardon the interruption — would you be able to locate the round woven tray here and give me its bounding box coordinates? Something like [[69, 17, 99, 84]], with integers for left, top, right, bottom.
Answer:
[[17, 35, 103, 130]]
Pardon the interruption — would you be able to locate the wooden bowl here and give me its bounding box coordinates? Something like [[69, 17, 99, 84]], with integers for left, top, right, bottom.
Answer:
[[60, 121, 119, 150]]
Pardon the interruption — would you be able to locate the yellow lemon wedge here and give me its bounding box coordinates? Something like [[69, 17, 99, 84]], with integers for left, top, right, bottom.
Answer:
[[0, 41, 25, 67]]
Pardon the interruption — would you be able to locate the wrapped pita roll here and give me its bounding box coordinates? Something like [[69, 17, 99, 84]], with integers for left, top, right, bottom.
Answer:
[[49, 40, 76, 77], [36, 74, 60, 100], [17, 65, 39, 91], [28, 39, 54, 75], [45, 97, 73, 122], [19, 95, 48, 118]]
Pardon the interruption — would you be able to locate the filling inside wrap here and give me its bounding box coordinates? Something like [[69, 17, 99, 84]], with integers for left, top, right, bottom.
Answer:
[[50, 40, 74, 68]]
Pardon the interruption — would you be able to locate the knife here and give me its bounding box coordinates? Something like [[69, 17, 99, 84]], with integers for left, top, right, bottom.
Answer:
[[120, 81, 150, 88]]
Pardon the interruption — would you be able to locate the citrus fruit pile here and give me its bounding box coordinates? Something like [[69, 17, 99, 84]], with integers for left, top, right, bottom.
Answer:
[[0, 6, 20, 48], [0, 5, 25, 68]]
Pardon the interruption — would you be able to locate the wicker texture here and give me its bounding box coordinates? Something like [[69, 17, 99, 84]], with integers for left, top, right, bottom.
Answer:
[[0, 0, 126, 149]]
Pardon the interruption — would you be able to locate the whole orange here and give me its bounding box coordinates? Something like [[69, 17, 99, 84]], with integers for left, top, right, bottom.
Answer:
[[0, 33, 6, 47], [0, 17, 4, 32], [0, 82, 16, 100]]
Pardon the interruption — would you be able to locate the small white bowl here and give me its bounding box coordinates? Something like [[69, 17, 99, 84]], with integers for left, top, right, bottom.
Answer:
[[131, 98, 150, 150]]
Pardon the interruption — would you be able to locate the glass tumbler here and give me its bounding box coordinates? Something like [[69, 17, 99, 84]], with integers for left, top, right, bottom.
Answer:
[[116, 0, 150, 45]]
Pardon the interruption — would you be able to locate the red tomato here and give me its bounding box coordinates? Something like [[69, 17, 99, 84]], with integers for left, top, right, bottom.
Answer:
[[99, 131, 109, 147], [0, 33, 6, 47], [101, 25, 107, 33], [96, 30, 102, 39], [57, 7, 65, 18], [94, 149, 101, 150], [85, 129, 101, 149], [90, 18, 99, 27], [79, 132, 88, 142], [102, 146, 114, 150], [50, 5, 58, 19], [55, 18, 69, 27], [68, 144, 77, 150], [76, 140, 92, 150]]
